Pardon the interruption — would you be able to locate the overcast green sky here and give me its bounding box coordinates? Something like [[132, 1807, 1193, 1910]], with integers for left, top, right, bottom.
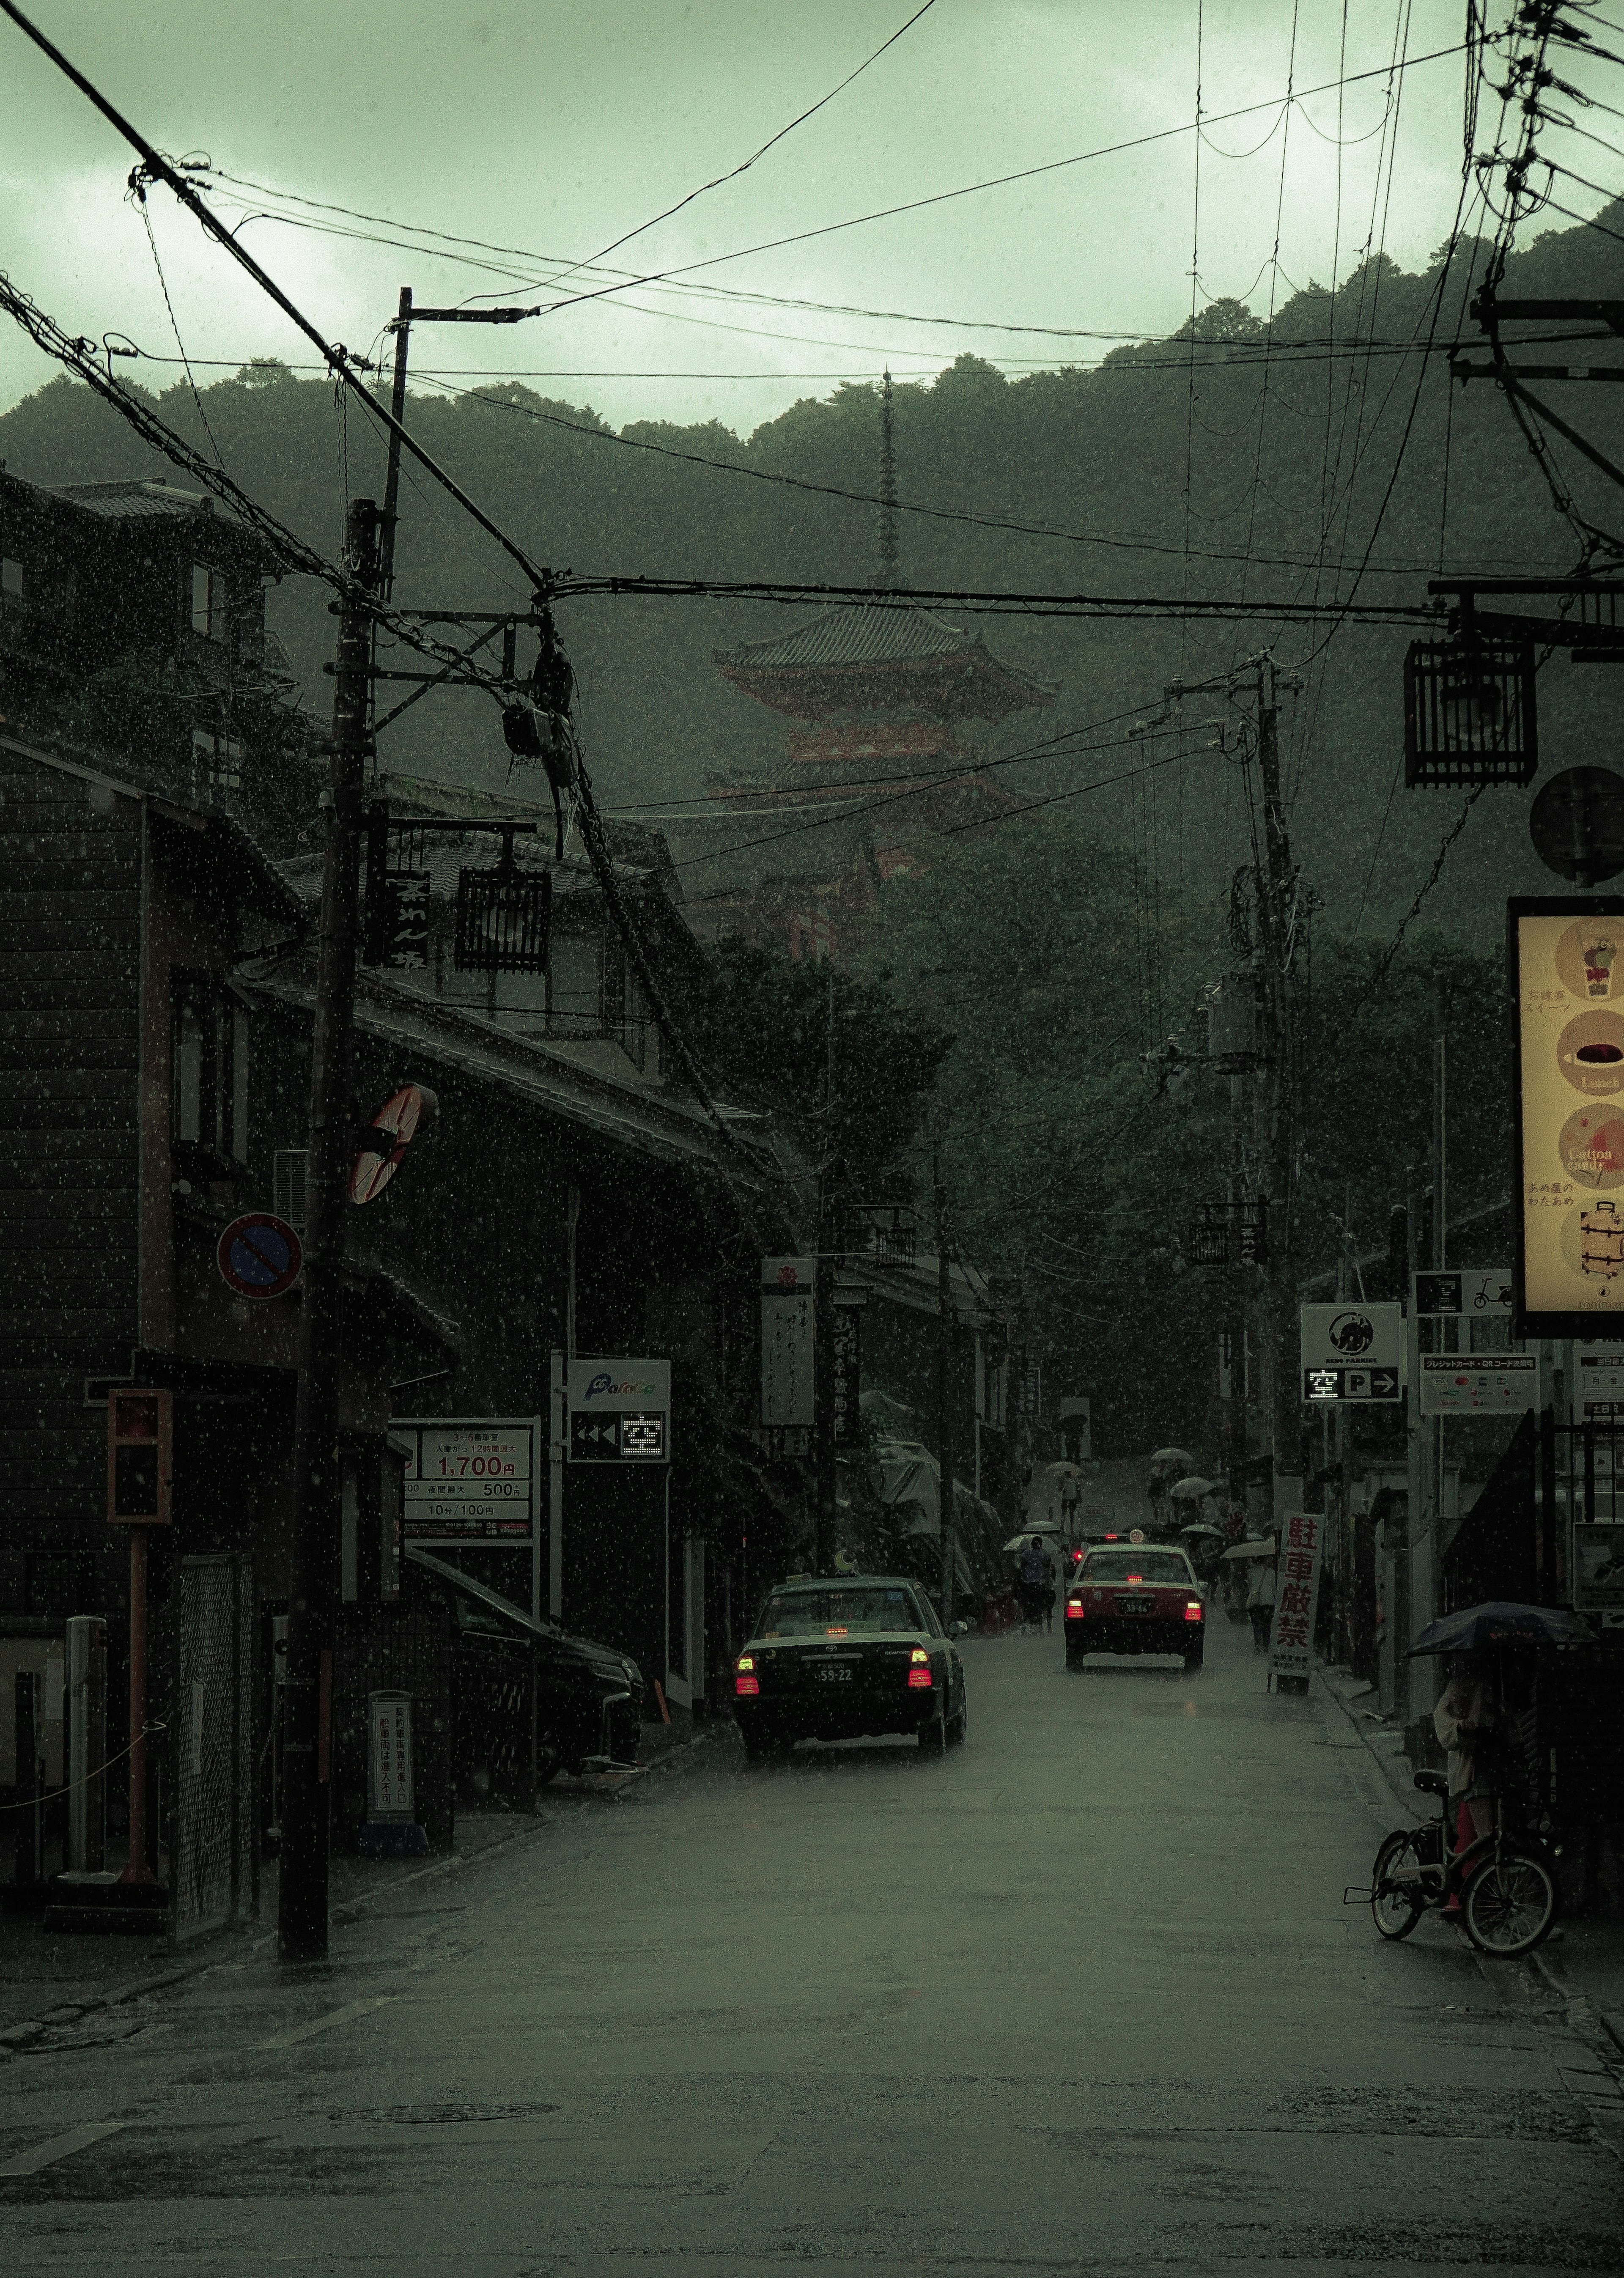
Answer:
[[0, 2, 1610, 435]]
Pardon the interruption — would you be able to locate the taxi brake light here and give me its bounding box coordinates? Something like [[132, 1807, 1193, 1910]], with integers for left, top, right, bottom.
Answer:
[[1125, 1573, 1142, 1584], [1065, 1596, 1085, 1618], [735, 1674, 760, 1696], [907, 1667, 933, 1689], [1184, 1600, 1204, 1622]]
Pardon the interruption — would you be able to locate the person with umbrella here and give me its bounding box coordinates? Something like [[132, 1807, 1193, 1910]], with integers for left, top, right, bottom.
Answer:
[[1433, 1657, 1498, 1908], [1246, 1537, 1278, 1653]]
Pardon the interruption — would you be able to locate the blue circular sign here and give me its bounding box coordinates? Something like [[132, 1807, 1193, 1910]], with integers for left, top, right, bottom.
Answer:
[[217, 1213, 303, 1299]]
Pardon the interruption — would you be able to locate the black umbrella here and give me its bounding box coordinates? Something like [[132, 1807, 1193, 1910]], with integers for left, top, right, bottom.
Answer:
[[1407, 1601, 1598, 1657]]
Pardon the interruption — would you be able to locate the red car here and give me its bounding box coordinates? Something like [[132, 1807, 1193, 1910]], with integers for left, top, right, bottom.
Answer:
[[1064, 1543, 1205, 1674]]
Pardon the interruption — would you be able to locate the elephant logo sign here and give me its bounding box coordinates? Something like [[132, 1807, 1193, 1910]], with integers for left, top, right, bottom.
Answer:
[[1328, 1311, 1375, 1357]]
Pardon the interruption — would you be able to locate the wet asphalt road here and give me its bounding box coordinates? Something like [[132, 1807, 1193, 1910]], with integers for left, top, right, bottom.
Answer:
[[1, 1614, 1621, 2276]]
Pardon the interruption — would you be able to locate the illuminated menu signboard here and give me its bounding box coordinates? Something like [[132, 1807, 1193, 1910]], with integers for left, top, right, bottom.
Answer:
[[1512, 897, 1624, 1335]]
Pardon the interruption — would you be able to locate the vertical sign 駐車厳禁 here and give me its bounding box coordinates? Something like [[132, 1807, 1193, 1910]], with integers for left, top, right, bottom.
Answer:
[[1267, 1514, 1325, 1688], [1512, 898, 1624, 1336]]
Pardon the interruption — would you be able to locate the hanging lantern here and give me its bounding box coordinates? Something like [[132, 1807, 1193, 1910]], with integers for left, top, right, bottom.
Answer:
[[454, 862, 551, 974], [1404, 635, 1537, 788]]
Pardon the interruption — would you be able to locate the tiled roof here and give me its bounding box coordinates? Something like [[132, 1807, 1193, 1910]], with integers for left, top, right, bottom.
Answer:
[[716, 603, 983, 673], [49, 479, 216, 521]]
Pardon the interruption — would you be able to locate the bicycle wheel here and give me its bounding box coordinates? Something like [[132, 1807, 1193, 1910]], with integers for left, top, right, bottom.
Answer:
[[1463, 1850, 1557, 1957], [1371, 1829, 1425, 1941]]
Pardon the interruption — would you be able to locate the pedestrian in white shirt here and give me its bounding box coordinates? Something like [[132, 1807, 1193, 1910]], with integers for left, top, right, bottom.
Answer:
[[1246, 1545, 1278, 1653]]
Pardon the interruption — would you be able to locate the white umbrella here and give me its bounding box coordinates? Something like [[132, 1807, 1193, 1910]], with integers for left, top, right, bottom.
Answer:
[[1178, 1520, 1226, 1538], [1169, 1475, 1218, 1501], [1003, 1528, 1060, 1553], [1149, 1446, 1196, 1469], [1222, 1537, 1279, 1562]]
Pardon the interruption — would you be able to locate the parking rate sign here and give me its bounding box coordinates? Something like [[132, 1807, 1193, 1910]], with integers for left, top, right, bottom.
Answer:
[[398, 1419, 538, 1544], [1267, 1514, 1325, 1685]]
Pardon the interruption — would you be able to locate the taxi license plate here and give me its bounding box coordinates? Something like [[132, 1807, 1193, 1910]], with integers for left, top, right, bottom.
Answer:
[[1116, 1596, 1155, 1615], [815, 1666, 853, 1684]]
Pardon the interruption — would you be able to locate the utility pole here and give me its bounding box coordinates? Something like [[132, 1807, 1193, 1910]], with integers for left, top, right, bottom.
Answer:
[[935, 1155, 958, 1628], [1251, 651, 1306, 1525], [813, 962, 839, 1576], [1226, 1072, 1251, 1527], [379, 286, 412, 597], [1172, 650, 1302, 1526], [277, 495, 381, 1963]]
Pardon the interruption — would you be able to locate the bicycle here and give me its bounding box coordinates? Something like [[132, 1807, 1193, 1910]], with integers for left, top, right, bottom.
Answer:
[[1359, 1770, 1558, 1958]]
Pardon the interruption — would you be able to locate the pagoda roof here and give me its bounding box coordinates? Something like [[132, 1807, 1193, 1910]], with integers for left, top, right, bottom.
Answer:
[[716, 601, 1057, 725]]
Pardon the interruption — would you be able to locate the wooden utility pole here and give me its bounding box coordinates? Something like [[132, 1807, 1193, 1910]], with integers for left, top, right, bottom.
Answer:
[[1250, 653, 1305, 1524], [935, 1158, 958, 1627], [277, 496, 381, 1963]]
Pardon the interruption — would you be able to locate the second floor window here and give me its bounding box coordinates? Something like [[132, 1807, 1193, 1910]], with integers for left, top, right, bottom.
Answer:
[[172, 971, 248, 1165]]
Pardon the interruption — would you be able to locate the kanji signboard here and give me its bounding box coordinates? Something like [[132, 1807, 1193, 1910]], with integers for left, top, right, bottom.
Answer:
[[1267, 1513, 1324, 1685], [1300, 1304, 1403, 1402], [1512, 897, 1624, 1335], [398, 1418, 538, 1544], [760, 1259, 815, 1429]]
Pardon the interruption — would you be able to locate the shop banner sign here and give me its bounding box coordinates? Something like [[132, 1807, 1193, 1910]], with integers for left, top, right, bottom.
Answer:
[[1267, 1513, 1324, 1684], [1512, 897, 1624, 1336], [761, 1258, 815, 1429], [1418, 1353, 1541, 1416]]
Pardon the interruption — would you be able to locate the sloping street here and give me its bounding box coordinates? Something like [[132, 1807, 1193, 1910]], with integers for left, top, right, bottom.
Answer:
[[2, 1618, 1619, 2275]]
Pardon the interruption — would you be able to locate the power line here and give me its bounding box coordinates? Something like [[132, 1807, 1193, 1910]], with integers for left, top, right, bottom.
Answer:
[[420, 371, 1485, 578], [549, 571, 1436, 626], [546, 0, 937, 291], [0, 0, 546, 593], [505, 35, 1486, 322]]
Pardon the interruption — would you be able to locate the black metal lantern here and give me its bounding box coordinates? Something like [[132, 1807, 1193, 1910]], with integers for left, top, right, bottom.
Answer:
[[1404, 635, 1537, 788]]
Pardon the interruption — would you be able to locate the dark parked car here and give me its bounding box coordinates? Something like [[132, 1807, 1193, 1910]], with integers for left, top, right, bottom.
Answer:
[[1064, 1543, 1206, 1674], [407, 1547, 642, 1786], [733, 1575, 968, 1759]]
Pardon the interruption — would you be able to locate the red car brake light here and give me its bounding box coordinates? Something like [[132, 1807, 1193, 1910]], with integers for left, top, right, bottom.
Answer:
[[1184, 1600, 1204, 1622], [907, 1666, 933, 1689], [735, 1674, 760, 1695], [1065, 1596, 1085, 1618]]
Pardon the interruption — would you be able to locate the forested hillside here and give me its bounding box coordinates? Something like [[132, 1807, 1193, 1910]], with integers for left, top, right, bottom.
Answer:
[[4, 201, 1622, 950]]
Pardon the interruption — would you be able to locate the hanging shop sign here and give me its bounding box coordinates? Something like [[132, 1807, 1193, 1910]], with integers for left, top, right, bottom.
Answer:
[[1418, 1354, 1541, 1417], [1511, 897, 1624, 1336], [397, 1417, 538, 1545], [761, 1259, 815, 1431], [832, 1306, 862, 1450], [566, 1359, 671, 1463], [216, 1212, 302, 1298], [1299, 1303, 1403, 1403], [1267, 1513, 1325, 1685]]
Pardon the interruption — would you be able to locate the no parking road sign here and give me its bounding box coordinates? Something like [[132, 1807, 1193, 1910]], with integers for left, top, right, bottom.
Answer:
[[217, 1213, 303, 1299]]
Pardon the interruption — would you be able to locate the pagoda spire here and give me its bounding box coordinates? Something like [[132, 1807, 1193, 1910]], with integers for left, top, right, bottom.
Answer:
[[874, 369, 900, 590]]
